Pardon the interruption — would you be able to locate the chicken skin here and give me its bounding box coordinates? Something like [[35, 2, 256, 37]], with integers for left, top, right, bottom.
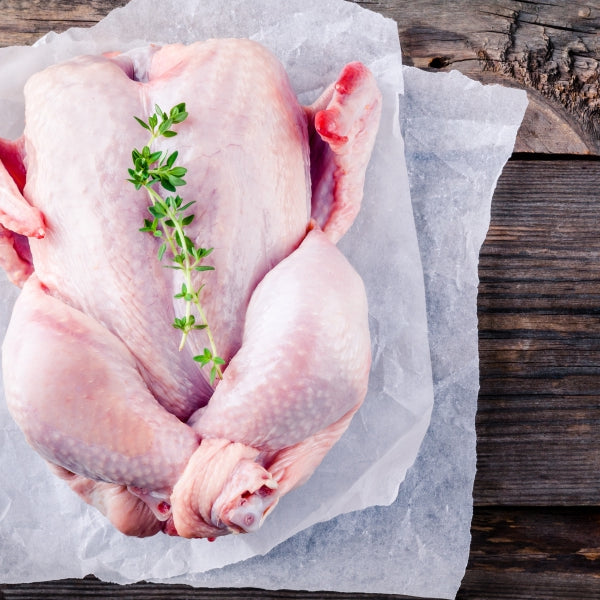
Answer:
[[0, 39, 381, 538]]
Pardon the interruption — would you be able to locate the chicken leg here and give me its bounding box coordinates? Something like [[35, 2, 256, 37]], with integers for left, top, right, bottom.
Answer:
[[181, 227, 370, 537]]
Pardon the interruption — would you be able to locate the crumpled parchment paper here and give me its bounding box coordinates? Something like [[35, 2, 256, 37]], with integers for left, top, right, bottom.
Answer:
[[0, 0, 431, 581], [0, 0, 528, 597]]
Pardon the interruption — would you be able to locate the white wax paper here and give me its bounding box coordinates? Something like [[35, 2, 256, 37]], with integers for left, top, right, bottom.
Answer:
[[0, 0, 434, 586], [0, 1, 528, 597], [163, 67, 527, 599]]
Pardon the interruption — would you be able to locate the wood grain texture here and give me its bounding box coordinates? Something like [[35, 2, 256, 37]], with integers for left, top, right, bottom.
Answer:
[[458, 508, 600, 599], [354, 0, 600, 155], [0, 579, 425, 600], [476, 159, 600, 506], [0, 0, 129, 47]]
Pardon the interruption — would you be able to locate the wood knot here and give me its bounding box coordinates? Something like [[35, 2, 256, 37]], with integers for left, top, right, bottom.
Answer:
[[428, 56, 449, 69]]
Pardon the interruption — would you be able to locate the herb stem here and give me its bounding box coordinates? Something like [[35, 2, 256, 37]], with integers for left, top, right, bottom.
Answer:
[[192, 300, 222, 379], [128, 103, 224, 384], [145, 186, 179, 258], [165, 203, 194, 350]]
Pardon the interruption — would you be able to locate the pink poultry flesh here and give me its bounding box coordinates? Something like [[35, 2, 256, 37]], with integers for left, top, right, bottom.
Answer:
[[0, 39, 381, 538]]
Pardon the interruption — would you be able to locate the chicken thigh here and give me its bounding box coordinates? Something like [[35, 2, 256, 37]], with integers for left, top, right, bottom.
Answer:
[[0, 39, 381, 538]]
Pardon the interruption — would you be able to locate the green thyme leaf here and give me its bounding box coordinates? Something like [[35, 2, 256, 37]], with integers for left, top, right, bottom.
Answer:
[[167, 151, 179, 168], [129, 102, 224, 383], [134, 116, 150, 131]]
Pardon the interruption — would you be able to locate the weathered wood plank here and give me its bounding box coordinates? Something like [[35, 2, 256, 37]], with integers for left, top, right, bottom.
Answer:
[[0, 0, 129, 47], [1, 1, 599, 154], [0, 578, 430, 600], [458, 507, 600, 600], [459, 572, 600, 600], [476, 159, 600, 505], [357, 0, 600, 155]]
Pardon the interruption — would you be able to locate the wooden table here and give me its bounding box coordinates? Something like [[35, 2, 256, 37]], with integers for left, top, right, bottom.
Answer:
[[1, 1, 599, 599]]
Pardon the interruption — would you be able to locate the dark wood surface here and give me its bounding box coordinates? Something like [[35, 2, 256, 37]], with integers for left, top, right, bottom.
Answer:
[[1, 1, 600, 599]]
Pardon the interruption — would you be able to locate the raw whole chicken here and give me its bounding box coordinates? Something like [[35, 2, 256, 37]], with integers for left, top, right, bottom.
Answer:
[[0, 39, 381, 539]]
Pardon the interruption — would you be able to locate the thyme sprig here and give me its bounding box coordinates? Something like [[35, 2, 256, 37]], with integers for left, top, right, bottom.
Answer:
[[127, 103, 224, 384]]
